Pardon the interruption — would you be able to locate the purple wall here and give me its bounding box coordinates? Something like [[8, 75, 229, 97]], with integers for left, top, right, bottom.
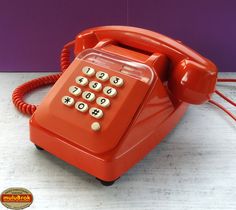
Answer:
[[0, 0, 235, 72]]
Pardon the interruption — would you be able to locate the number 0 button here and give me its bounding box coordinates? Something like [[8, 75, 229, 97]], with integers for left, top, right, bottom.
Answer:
[[75, 101, 88, 112], [103, 86, 117, 97], [110, 76, 124, 87], [96, 71, 109, 82], [89, 107, 103, 119], [82, 91, 95, 102]]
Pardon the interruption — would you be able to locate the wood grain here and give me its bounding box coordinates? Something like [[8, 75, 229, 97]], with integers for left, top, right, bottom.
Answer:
[[0, 72, 235, 210]]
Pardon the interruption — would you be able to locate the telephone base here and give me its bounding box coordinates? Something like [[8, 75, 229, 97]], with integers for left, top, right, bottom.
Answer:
[[30, 102, 188, 182]]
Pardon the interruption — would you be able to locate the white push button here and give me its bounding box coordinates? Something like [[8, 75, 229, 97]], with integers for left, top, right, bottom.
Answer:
[[89, 107, 103, 119], [103, 86, 117, 97], [68, 86, 82, 96], [82, 91, 95, 102], [91, 122, 101, 131], [75, 101, 88, 112], [96, 71, 109, 82], [96, 97, 110, 108], [75, 76, 88, 86], [89, 81, 102, 92], [82, 66, 95, 77], [61, 96, 74, 106], [110, 76, 124, 87]]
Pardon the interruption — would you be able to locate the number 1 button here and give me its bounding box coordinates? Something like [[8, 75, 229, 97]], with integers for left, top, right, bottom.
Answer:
[[82, 66, 95, 77]]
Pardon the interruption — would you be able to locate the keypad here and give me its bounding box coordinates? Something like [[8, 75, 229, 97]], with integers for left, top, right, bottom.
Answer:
[[89, 107, 103, 119], [82, 91, 95, 102], [76, 76, 88, 86], [103, 86, 117, 97], [62, 65, 125, 130], [89, 81, 102, 92], [75, 101, 88, 112], [69, 86, 82, 96]]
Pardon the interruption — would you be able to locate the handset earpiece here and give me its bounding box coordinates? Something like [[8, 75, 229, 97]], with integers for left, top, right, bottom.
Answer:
[[168, 59, 217, 104]]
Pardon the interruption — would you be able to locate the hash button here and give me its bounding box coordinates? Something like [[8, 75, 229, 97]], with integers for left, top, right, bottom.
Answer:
[[89, 107, 103, 119]]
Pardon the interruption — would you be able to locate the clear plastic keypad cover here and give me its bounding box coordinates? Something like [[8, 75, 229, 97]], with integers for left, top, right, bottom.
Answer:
[[77, 49, 154, 84]]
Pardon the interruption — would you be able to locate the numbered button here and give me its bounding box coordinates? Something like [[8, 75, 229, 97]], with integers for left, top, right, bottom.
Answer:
[[89, 107, 103, 119], [110, 76, 124, 87], [89, 81, 102, 92], [68, 86, 82, 96], [96, 97, 110, 108], [75, 76, 88, 86], [75, 101, 88, 112], [82, 66, 95, 77], [82, 91, 95, 102], [96, 71, 109, 82], [61, 96, 74, 106], [103, 86, 117, 97]]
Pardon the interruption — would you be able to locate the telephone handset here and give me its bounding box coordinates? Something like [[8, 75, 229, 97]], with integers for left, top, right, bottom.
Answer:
[[74, 26, 217, 104], [12, 26, 235, 185]]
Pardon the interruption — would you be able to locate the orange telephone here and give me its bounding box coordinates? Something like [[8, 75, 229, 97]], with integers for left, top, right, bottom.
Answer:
[[13, 26, 234, 186]]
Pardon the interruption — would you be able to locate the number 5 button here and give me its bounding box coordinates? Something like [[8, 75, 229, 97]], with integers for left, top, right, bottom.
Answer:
[[103, 86, 117, 97], [110, 76, 124, 87], [96, 97, 110, 108], [89, 81, 102, 92]]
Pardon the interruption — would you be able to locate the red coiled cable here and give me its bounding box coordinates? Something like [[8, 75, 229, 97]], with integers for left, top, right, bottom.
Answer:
[[12, 40, 75, 115]]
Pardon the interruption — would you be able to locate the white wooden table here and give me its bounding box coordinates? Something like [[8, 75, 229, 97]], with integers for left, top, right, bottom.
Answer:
[[0, 72, 235, 210]]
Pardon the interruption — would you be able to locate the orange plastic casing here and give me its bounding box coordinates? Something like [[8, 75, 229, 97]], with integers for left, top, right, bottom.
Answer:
[[30, 26, 217, 181]]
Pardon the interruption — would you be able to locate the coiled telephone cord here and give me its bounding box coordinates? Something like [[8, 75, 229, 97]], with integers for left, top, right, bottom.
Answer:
[[12, 41, 74, 115]]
